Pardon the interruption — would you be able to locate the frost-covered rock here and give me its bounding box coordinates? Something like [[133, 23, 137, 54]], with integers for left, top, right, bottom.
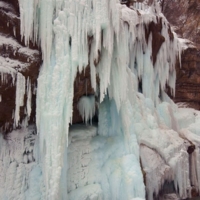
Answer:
[[0, 1, 41, 134]]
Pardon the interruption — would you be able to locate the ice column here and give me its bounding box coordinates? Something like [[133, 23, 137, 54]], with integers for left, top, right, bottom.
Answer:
[[26, 78, 32, 118], [15, 72, 25, 127]]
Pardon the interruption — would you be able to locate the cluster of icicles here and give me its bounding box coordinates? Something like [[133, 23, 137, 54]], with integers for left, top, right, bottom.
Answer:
[[15, 0, 183, 199]]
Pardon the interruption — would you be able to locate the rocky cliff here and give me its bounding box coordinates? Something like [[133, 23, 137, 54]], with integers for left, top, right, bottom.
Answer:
[[0, 1, 41, 135], [162, 0, 200, 109]]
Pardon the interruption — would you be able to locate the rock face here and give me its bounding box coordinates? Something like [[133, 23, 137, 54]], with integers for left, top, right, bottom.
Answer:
[[1, 0, 200, 131], [145, 19, 166, 65], [0, 1, 41, 134], [162, 0, 200, 109], [162, 0, 200, 48], [174, 46, 200, 109]]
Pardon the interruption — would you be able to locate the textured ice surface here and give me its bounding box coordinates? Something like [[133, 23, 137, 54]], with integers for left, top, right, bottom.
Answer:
[[140, 145, 173, 199], [0, 126, 43, 200], [175, 107, 200, 194], [15, 72, 26, 126], [68, 124, 145, 200], [77, 95, 96, 124], [0, 0, 196, 199]]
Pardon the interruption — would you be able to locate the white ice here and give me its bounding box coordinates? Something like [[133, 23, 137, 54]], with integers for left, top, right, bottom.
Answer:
[[0, 0, 195, 199], [0, 127, 43, 200], [77, 95, 96, 124]]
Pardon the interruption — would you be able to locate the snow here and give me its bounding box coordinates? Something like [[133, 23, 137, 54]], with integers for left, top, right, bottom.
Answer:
[[178, 38, 196, 50], [0, 1, 16, 13], [0, 59, 17, 85], [0, 34, 39, 57], [0, 55, 27, 70], [0, 33, 39, 87]]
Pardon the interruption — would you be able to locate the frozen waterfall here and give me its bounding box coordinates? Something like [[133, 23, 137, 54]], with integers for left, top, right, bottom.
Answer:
[[1, 0, 200, 200]]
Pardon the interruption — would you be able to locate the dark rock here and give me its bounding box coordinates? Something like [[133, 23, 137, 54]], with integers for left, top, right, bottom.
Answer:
[[187, 144, 195, 154], [162, 0, 200, 49], [0, 1, 41, 134], [173, 46, 200, 109], [191, 186, 199, 198], [145, 18, 166, 65], [163, 0, 200, 109]]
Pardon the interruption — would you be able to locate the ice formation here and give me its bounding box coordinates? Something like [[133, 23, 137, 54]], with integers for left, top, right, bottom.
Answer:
[[77, 95, 96, 124], [15, 72, 25, 126], [26, 78, 32, 119], [0, 126, 42, 200], [1, 0, 200, 200], [68, 124, 144, 200]]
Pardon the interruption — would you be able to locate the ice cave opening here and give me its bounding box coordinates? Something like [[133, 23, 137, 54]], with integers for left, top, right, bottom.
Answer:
[[1, 0, 200, 200]]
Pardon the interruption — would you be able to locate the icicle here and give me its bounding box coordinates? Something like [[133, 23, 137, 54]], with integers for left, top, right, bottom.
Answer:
[[15, 72, 25, 127], [26, 78, 32, 118], [18, 0, 35, 46], [77, 95, 96, 124], [86, 79, 88, 96]]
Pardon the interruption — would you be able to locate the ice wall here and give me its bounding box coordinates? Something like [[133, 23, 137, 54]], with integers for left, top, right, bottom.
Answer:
[[0, 126, 43, 200], [16, 0, 185, 199], [68, 122, 145, 200]]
